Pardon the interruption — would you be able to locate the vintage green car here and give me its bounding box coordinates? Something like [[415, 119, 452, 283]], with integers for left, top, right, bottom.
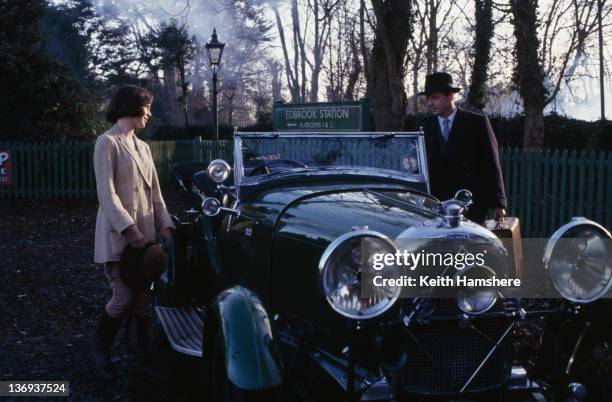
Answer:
[[153, 131, 612, 401]]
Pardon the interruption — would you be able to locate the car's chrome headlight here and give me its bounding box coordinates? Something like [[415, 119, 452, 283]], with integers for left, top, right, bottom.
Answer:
[[201, 197, 221, 217], [319, 230, 401, 320], [207, 159, 231, 183], [544, 218, 612, 303], [455, 265, 498, 315]]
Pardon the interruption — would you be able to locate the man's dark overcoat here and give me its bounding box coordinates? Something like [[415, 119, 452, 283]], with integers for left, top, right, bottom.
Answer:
[[423, 109, 507, 222]]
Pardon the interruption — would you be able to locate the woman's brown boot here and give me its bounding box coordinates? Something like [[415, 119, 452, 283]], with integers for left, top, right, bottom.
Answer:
[[94, 310, 122, 380]]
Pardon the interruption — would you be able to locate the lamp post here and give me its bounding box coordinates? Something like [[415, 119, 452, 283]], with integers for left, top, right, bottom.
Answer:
[[205, 29, 225, 140]]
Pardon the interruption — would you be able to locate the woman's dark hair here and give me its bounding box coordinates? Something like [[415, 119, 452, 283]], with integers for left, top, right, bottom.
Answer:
[[105, 85, 154, 123]]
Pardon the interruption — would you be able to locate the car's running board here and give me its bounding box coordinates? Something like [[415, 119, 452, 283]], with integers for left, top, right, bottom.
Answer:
[[155, 306, 204, 357]]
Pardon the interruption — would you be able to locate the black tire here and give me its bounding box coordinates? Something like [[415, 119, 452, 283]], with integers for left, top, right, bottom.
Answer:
[[210, 330, 283, 402]]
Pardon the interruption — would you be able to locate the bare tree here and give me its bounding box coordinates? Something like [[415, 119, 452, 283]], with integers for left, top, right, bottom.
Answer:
[[152, 19, 195, 127], [359, 0, 373, 97], [273, 0, 341, 102], [510, 0, 608, 148], [224, 80, 237, 128], [215, 0, 274, 128], [405, 0, 465, 113], [407, 0, 428, 113], [344, 26, 363, 100], [323, 0, 364, 101], [467, 0, 493, 111], [425, 0, 439, 74], [369, 0, 413, 130], [309, 0, 334, 101], [269, 60, 284, 101], [274, 3, 302, 102], [539, 0, 607, 107], [510, 0, 546, 149]]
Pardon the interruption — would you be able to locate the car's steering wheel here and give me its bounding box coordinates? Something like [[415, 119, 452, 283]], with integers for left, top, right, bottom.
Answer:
[[247, 159, 307, 176]]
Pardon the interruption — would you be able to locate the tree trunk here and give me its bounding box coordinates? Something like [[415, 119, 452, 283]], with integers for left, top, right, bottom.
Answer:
[[510, 0, 546, 149], [177, 57, 190, 127], [228, 94, 234, 129], [344, 29, 361, 101], [274, 6, 300, 102], [192, 37, 204, 92], [163, 65, 180, 124], [360, 0, 371, 97], [467, 0, 493, 112], [426, 0, 438, 74], [412, 65, 420, 113], [270, 61, 283, 101], [291, 0, 307, 102], [370, 0, 413, 131], [310, 0, 321, 102], [523, 103, 545, 148]]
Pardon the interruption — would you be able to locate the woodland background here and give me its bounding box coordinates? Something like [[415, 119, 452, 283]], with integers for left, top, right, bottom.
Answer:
[[1, 0, 611, 150]]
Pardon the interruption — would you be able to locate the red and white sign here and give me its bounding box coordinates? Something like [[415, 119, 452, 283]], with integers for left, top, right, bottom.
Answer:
[[0, 150, 12, 186]]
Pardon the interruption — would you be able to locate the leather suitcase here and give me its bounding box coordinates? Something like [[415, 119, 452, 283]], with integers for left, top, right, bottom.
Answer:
[[484, 217, 523, 279]]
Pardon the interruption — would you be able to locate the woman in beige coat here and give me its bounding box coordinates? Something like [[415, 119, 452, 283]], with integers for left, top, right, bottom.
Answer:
[[93, 85, 175, 380]]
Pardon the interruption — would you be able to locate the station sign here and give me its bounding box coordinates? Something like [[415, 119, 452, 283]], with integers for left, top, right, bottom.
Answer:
[[273, 99, 372, 131]]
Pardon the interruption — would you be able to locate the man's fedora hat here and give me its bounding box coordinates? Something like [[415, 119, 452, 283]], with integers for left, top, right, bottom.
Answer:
[[419, 72, 461, 95], [119, 243, 166, 290]]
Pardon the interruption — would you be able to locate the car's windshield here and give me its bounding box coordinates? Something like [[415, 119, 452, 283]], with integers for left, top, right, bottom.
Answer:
[[236, 132, 426, 184]]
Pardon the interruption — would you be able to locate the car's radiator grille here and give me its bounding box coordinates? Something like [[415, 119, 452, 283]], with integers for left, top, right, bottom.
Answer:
[[395, 312, 512, 395]]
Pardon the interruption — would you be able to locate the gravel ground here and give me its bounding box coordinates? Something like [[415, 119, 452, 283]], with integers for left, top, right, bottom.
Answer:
[[0, 190, 203, 401], [4, 188, 604, 402]]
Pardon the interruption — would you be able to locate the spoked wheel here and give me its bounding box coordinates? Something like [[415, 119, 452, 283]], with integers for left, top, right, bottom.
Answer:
[[210, 331, 283, 402]]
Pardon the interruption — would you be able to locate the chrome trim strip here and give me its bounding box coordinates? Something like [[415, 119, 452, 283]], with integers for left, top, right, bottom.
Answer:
[[417, 128, 431, 194], [233, 135, 243, 201], [235, 131, 424, 138], [240, 168, 428, 187]]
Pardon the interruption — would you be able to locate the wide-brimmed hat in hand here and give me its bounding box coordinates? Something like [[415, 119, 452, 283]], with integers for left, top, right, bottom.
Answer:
[[419, 72, 461, 95], [119, 243, 166, 290]]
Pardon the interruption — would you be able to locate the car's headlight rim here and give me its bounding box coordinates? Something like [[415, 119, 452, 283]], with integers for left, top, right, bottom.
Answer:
[[544, 218, 612, 304], [319, 230, 401, 320], [201, 197, 221, 217], [207, 159, 231, 183]]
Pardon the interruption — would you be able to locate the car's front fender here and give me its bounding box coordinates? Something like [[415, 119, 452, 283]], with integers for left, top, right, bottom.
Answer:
[[212, 285, 283, 390]]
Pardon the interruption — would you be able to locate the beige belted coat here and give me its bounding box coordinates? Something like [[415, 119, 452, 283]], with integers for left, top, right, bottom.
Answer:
[[93, 125, 175, 263]]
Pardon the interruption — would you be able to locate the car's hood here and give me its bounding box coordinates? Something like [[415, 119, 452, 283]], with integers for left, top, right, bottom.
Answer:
[[263, 184, 439, 347], [271, 185, 440, 246]]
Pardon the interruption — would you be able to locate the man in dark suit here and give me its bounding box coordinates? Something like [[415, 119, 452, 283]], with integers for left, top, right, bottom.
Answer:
[[419, 72, 506, 223]]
